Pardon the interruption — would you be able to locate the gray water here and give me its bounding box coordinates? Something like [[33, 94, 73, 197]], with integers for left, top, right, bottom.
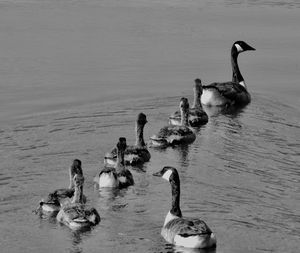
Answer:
[[0, 1, 299, 252]]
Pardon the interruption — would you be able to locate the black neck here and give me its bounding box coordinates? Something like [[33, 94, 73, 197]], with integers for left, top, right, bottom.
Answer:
[[135, 123, 145, 147], [180, 108, 189, 126], [170, 178, 182, 218], [116, 148, 125, 171], [193, 87, 202, 109], [231, 46, 244, 83]]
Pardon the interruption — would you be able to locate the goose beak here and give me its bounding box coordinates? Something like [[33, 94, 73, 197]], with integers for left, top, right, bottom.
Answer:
[[245, 44, 256, 51], [153, 171, 162, 177]]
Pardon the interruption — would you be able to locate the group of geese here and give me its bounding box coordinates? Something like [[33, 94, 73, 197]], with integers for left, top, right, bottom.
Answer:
[[37, 41, 255, 249]]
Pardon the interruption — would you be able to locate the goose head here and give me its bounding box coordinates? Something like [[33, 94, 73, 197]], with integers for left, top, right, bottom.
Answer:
[[194, 79, 203, 96], [180, 97, 189, 111], [233, 41, 256, 54], [135, 113, 147, 147], [153, 166, 180, 184], [137, 112, 147, 126], [117, 137, 127, 153]]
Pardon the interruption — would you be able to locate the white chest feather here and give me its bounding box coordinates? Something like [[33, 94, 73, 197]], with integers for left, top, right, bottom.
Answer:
[[201, 89, 229, 106], [99, 173, 118, 188], [164, 211, 178, 226]]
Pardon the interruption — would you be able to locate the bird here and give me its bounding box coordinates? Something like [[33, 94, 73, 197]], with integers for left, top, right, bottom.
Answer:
[[39, 159, 86, 213], [149, 97, 196, 148], [153, 166, 217, 249], [96, 137, 134, 188], [169, 79, 208, 127], [201, 41, 255, 107], [56, 174, 100, 230], [104, 113, 151, 166]]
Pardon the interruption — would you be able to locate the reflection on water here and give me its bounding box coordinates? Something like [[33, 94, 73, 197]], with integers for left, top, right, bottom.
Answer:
[[173, 245, 217, 253], [225, 0, 300, 8]]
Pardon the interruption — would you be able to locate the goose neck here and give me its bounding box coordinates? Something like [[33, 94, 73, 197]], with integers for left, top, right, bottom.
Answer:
[[231, 47, 245, 85], [170, 179, 182, 218], [192, 87, 202, 109], [116, 148, 125, 172], [135, 123, 146, 147], [72, 185, 83, 204], [180, 107, 189, 126]]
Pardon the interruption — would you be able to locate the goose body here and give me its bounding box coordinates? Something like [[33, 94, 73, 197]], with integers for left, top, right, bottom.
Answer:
[[153, 167, 216, 249], [149, 98, 196, 148], [169, 79, 208, 127], [97, 137, 134, 188], [57, 174, 100, 230], [104, 113, 150, 166], [39, 159, 85, 213], [201, 41, 255, 107]]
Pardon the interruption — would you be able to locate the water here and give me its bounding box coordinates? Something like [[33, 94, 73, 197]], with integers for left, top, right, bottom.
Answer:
[[0, 1, 299, 252]]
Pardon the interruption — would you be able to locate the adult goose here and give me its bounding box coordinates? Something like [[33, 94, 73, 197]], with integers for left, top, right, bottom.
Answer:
[[149, 97, 196, 148], [97, 137, 134, 188], [169, 79, 208, 127], [104, 113, 151, 166], [56, 174, 100, 230], [39, 159, 86, 213], [153, 167, 216, 249], [201, 41, 255, 107]]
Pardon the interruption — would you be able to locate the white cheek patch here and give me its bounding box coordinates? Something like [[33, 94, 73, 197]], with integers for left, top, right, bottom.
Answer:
[[235, 44, 243, 52], [239, 80, 246, 87], [162, 169, 173, 181]]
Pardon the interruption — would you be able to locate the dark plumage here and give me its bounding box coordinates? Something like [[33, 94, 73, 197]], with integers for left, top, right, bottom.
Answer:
[[38, 159, 85, 213], [153, 167, 216, 248], [169, 79, 208, 127], [97, 137, 134, 188], [149, 98, 196, 148], [56, 174, 100, 229], [104, 113, 151, 166], [201, 41, 255, 107]]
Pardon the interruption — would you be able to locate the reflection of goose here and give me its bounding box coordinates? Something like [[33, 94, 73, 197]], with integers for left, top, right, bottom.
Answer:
[[97, 137, 134, 188], [153, 167, 216, 249], [201, 41, 255, 107], [39, 159, 86, 212], [149, 98, 196, 148], [104, 113, 150, 166], [170, 79, 208, 127], [56, 174, 100, 230]]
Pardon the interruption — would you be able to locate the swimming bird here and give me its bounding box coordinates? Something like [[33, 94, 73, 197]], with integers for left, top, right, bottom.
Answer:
[[56, 174, 100, 230], [97, 137, 134, 188], [39, 159, 86, 213], [169, 79, 208, 127], [153, 167, 216, 249], [201, 41, 255, 107], [149, 97, 196, 148], [104, 113, 151, 166]]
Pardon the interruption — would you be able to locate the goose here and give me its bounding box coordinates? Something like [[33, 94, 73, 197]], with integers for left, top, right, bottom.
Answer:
[[97, 137, 134, 188], [149, 97, 196, 148], [153, 167, 216, 249], [169, 79, 208, 127], [56, 174, 100, 230], [201, 41, 255, 107], [39, 159, 86, 213], [104, 113, 151, 166]]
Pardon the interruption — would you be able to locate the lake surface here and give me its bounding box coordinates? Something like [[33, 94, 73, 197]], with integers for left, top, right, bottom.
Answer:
[[0, 1, 299, 252]]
